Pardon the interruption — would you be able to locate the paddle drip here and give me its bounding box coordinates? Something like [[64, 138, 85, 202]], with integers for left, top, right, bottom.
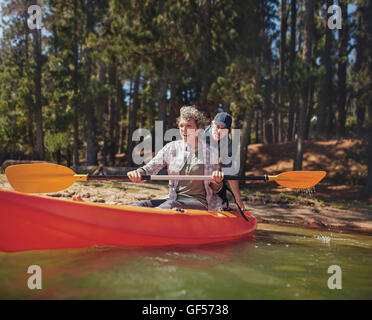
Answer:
[[314, 233, 332, 245], [295, 186, 316, 198]]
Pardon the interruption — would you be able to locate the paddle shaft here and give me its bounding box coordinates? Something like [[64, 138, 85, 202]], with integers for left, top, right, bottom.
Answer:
[[5, 163, 326, 193], [85, 175, 269, 181]]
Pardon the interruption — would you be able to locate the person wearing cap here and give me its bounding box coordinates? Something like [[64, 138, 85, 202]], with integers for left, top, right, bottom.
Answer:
[[205, 112, 246, 210]]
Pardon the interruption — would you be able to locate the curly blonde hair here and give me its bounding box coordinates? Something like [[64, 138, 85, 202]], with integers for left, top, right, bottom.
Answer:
[[177, 106, 208, 129]]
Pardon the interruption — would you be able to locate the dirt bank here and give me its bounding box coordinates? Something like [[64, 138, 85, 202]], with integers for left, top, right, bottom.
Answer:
[[246, 139, 371, 205], [245, 202, 371, 235]]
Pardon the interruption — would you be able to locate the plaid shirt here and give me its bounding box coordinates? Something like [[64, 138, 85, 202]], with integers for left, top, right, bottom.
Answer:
[[140, 139, 223, 211]]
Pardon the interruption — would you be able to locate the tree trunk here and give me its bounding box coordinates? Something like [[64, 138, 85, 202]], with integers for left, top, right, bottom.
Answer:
[[83, 0, 97, 165], [368, 126, 372, 195], [115, 75, 122, 155], [199, 0, 212, 106], [278, 0, 287, 144], [117, 79, 125, 155], [287, 0, 297, 142], [72, 0, 80, 167], [262, 49, 272, 144], [84, 0, 98, 165], [368, 70, 372, 195], [273, 75, 279, 143], [365, 0, 372, 195], [368, 103, 372, 195], [264, 120, 273, 144], [72, 105, 80, 166], [279, 111, 284, 142], [158, 67, 168, 125], [255, 110, 260, 144], [23, 2, 35, 158], [85, 115, 97, 165], [127, 72, 140, 166], [317, 0, 334, 137], [294, 0, 314, 171], [337, 0, 349, 138], [354, 1, 366, 137], [305, 81, 315, 140], [239, 108, 254, 176], [108, 65, 118, 165], [33, 24, 44, 160], [168, 75, 177, 130]]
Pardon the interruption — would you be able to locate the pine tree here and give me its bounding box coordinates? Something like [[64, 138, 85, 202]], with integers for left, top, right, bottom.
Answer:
[[294, 0, 314, 171]]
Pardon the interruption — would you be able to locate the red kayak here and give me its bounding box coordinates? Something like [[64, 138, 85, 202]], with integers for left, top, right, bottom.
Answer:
[[0, 189, 256, 252]]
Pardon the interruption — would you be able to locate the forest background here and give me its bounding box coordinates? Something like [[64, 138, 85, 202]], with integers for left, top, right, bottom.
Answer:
[[0, 0, 371, 196]]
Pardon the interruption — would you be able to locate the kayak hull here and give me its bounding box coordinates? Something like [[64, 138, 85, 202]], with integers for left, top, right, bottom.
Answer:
[[0, 189, 256, 252]]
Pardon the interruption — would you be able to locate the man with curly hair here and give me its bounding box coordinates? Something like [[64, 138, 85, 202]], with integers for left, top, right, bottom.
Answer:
[[127, 106, 224, 210]]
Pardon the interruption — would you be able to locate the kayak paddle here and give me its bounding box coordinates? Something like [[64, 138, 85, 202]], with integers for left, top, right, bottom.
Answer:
[[5, 163, 326, 193]]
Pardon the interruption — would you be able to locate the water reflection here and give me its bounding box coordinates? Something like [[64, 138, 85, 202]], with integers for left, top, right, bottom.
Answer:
[[0, 224, 371, 299]]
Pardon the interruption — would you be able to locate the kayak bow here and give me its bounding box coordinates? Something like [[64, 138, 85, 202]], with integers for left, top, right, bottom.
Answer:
[[0, 189, 257, 252]]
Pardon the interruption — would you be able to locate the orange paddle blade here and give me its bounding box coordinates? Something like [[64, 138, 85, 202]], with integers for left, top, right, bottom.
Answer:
[[268, 171, 326, 189], [5, 163, 86, 193]]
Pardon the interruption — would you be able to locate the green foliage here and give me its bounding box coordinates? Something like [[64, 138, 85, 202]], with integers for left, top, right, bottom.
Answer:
[[209, 56, 261, 122], [45, 132, 72, 154], [0, 0, 370, 172]]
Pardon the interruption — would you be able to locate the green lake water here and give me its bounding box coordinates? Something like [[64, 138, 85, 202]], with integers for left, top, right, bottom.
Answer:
[[1, 224, 371, 300]]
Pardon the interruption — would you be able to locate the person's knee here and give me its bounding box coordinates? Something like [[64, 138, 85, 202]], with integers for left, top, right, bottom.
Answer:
[[131, 199, 167, 207], [131, 200, 149, 207], [157, 200, 178, 209]]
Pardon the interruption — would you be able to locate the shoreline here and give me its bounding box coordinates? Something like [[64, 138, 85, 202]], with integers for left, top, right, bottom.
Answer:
[[249, 203, 372, 236]]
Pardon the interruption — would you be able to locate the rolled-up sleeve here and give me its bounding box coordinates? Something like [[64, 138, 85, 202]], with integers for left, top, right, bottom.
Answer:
[[140, 142, 172, 175]]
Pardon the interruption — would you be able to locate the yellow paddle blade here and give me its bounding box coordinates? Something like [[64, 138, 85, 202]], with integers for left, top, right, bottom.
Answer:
[[5, 163, 86, 193], [268, 171, 326, 189]]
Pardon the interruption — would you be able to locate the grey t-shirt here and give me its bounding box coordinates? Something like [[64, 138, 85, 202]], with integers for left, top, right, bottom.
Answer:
[[176, 151, 207, 208]]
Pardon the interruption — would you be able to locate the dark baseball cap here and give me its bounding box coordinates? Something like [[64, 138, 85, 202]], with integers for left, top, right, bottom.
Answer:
[[213, 112, 232, 130]]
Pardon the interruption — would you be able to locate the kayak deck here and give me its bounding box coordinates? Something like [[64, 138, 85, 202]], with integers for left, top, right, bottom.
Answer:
[[0, 189, 257, 252]]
